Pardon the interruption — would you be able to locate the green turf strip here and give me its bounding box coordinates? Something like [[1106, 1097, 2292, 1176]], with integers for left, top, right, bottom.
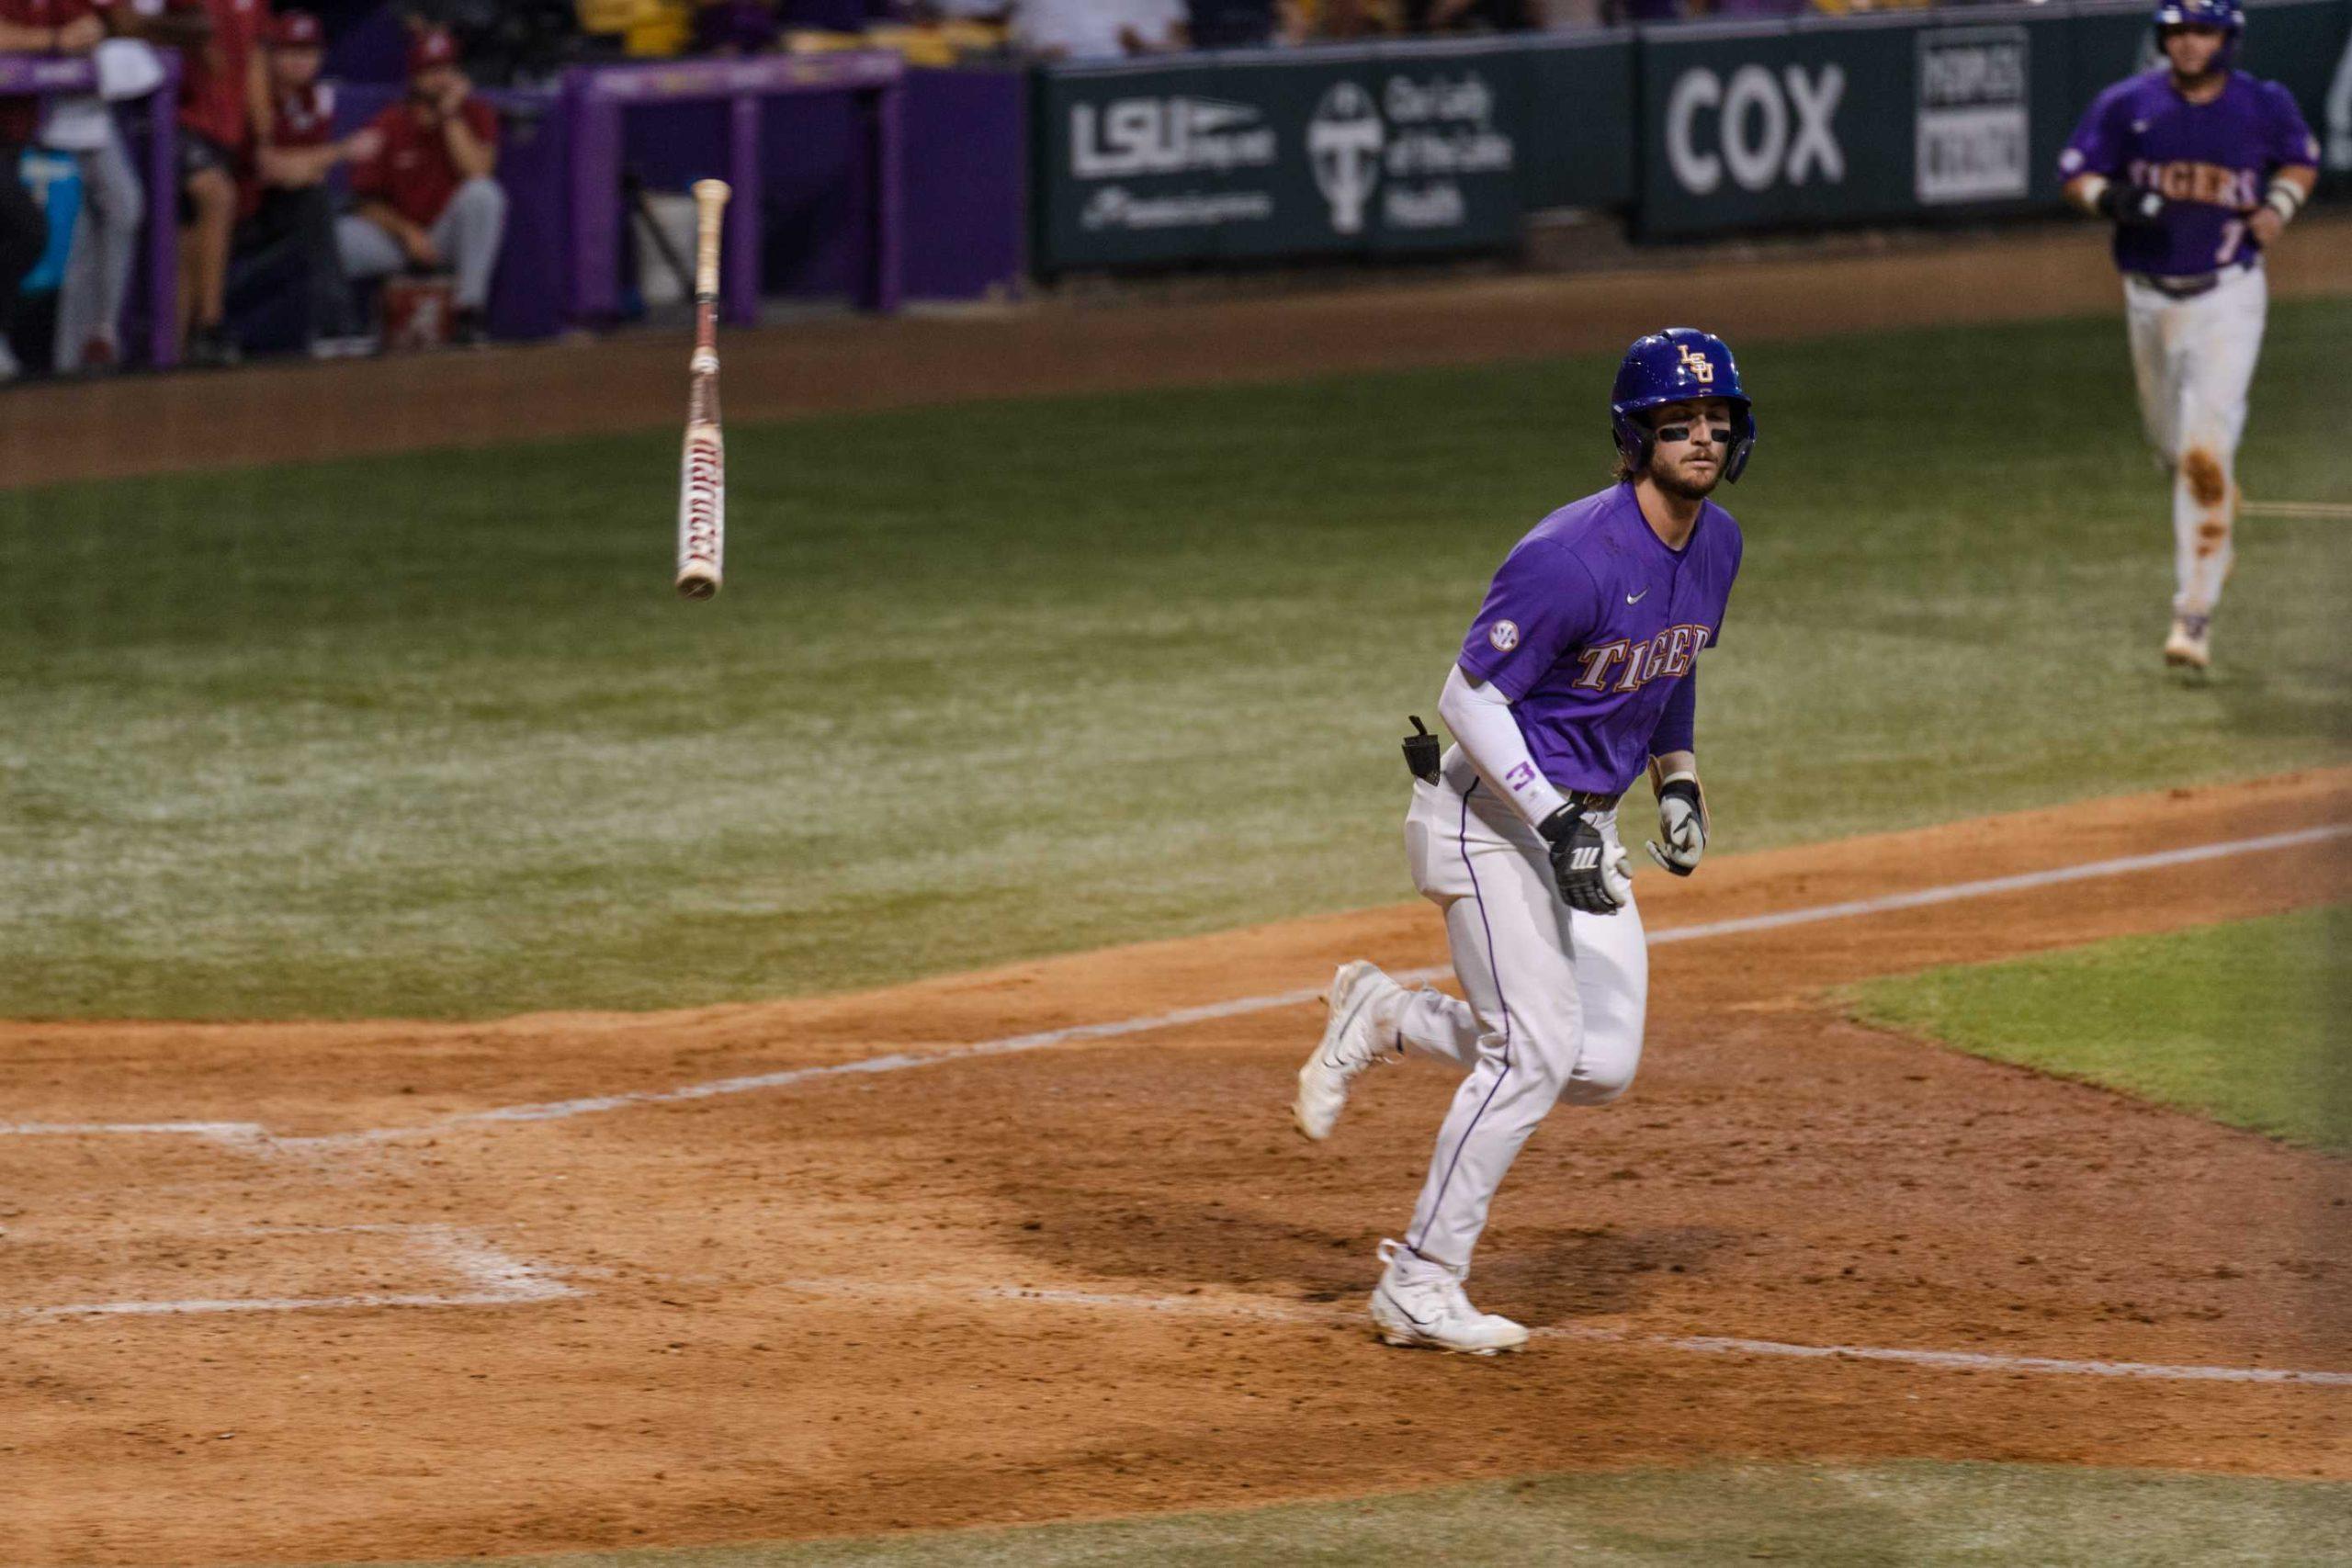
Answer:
[[324, 1464, 2349, 1568], [1848, 908, 2351, 1154], [5, 303, 2348, 1019]]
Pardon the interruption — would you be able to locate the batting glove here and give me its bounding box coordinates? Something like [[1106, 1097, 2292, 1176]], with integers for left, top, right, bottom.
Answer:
[[2096, 184, 2168, 229], [1539, 805, 1632, 916], [1645, 773, 1707, 877]]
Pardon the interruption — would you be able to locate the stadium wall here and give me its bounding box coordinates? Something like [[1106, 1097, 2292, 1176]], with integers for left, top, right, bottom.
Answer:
[[1030, 0, 2351, 273]]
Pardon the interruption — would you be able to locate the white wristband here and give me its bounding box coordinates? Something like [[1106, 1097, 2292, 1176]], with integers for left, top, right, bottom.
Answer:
[[2264, 180, 2302, 224], [2075, 175, 2109, 211]]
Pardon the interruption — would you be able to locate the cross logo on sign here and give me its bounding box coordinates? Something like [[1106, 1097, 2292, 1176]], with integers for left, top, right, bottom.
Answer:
[[1678, 344, 1715, 384]]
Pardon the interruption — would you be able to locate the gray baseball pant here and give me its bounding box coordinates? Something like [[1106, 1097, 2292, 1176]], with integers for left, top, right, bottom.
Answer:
[[53, 128, 141, 371], [335, 175, 507, 310]]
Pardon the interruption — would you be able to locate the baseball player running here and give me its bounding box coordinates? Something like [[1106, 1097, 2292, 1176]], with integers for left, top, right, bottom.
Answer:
[[2060, 0, 2320, 671], [1292, 329, 1751, 1354]]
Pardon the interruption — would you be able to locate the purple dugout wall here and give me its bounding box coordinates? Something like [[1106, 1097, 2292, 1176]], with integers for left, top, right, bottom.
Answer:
[[334, 63, 1025, 341]]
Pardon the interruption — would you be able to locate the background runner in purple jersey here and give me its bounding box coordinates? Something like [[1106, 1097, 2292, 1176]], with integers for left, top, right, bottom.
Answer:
[[2058, 0, 2321, 671], [2061, 70, 2319, 279]]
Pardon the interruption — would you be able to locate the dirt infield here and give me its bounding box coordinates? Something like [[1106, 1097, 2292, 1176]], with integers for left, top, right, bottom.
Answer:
[[6, 215, 2349, 493], [5, 770, 2347, 1567]]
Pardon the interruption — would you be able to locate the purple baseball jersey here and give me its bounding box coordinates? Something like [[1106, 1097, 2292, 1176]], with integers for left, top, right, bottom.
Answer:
[[2060, 70, 2320, 277], [1458, 482, 1742, 797]]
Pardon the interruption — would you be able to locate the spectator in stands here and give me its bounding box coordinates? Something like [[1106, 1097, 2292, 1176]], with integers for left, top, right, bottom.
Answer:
[[695, 0, 781, 53], [172, 0, 270, 368], [240, 9, 372, 354], [775, 0, 875, 29], [1009, 0, 1186, 60], [1526, 0, 1604, 26], [410, 0, 582, 84], [0, 2, 107, 381], [336, 28, 505, 344], [1406, 0, 1529, 28], [1288, 0, 1400, 38], [1189, 0, 1277, 49]]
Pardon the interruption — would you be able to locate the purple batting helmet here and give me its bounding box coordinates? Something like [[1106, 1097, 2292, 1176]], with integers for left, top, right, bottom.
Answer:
[[1610, 327, 1757, 483], [2153, 0, 2243, 66]]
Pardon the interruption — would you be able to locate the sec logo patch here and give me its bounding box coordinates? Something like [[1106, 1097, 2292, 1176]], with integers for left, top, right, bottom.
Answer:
[[1487, 620, 1520, 652]]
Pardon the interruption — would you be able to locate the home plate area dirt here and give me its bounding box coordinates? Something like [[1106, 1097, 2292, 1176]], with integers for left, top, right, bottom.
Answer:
[[4, 770, 2347, 1566]]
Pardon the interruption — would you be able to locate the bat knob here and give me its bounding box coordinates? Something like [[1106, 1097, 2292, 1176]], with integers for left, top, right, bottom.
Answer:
[[675, 569, 719, 601]]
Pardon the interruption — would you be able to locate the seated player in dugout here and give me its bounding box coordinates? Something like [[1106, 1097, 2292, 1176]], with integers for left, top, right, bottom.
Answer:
[[335, 27, 505, 345], [238, 9, 375, 356], [1292, 329, 1750, 1355], [2058, 0, 2318, 672]]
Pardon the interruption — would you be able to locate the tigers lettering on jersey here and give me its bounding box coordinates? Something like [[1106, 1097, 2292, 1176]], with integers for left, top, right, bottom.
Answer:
[[1572, 625, 1713, 692], [2130, 159, 2256, 207], [1459, 485, 1742, 796]]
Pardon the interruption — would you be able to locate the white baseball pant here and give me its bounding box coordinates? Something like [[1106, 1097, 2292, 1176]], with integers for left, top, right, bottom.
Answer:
[[2124, 261, 2267, 618], [1387, 746, 1649, 1271]]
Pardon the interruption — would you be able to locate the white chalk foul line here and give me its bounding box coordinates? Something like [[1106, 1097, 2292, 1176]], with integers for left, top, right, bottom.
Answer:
[[270, 988, 1368, 1149], [1661, 1334, 2352, 1386], [2244, 500, 2352, 521], [6, 1224, 577, 1320], [0, 1120, 267, 1144], [1632, 824, 2348, 948], [6, 823, 2345, 1150], [1015, 1288, 2352, 1382], [826, 1280, 2351, 1389]]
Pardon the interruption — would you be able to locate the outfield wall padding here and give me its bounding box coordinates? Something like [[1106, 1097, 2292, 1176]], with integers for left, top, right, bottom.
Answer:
[[1030, 0, 2350, 269]]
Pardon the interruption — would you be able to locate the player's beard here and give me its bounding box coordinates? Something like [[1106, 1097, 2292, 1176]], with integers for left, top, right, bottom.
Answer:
[[1651, 453, 1722, 502], [2165, 34, 2226, 85]]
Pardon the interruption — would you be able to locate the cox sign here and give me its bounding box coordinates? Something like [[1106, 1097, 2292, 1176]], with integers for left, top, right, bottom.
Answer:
[[1664, 63, 1847, 196]]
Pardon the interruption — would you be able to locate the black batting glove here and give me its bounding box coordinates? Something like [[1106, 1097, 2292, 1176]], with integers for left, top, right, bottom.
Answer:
[[1538, 804, 1628, 916], [2097, 184, 2167, 229]]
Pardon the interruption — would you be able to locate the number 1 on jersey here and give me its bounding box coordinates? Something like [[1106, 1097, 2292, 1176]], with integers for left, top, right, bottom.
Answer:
[[2216, 220, 2245, 266]]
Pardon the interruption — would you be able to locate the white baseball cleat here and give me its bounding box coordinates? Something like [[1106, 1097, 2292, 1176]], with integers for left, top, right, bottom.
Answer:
[[2164, 614, 2211, 671], [1292, 960, 1402, 1141], [1368, 1240, 1529, 1355]]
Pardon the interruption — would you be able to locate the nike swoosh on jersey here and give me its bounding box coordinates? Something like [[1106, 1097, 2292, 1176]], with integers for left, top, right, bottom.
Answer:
[[1626, 591, 1649, 604]]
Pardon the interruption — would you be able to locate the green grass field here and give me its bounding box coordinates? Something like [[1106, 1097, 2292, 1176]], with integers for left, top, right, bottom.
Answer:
[[5, 302, 2348, 1020], [1849, 907, 2351, 1154], [336, 1463, 2351, 1568]]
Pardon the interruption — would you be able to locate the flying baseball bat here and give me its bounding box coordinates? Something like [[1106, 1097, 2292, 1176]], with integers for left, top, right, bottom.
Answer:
[[674, 179, 730, 601]]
